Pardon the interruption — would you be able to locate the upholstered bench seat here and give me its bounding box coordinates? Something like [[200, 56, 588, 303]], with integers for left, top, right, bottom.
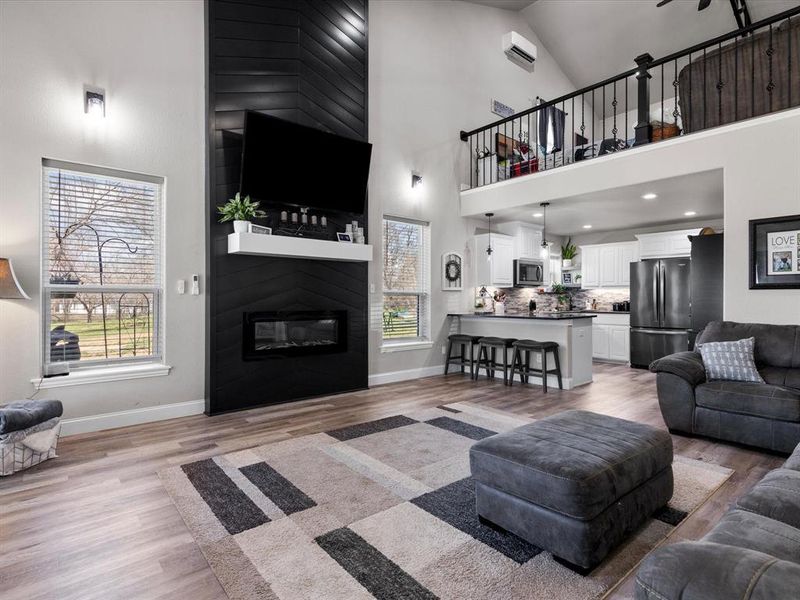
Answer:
[[470, 410, 674, 569]]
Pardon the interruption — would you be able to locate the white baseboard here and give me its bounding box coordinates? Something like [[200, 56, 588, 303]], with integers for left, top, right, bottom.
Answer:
[[60, 399, 205, 436], [369, 365, 444, 386]]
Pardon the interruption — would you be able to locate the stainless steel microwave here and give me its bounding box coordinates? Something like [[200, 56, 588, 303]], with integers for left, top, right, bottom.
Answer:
[[514, 259, 544, 287]]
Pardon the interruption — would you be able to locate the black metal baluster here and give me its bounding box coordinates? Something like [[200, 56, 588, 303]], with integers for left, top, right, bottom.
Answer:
[[751, 34, 755, 118], [561, 100, 566, 166], [527, 112, 531, 172], [661, 64, 664, 131], [533, 109, 543, 170], [471, 134, 475, 189], [688, 53, 693, 133], [602, 84, 606, 140], [483, 129, 487, 187], [580, 93, 586, 157], [734, 34, 739, 121], [612, 80, 618, 141], [571, 96, 575, 163], [717, 41, 724, 126], [789, 17, 793, 108], [625, 76, 629, 145], [673, 59, 679, 130], [703, 47, 707, 130], [767, 24, 775, 113], [592, 88, 597, 147]]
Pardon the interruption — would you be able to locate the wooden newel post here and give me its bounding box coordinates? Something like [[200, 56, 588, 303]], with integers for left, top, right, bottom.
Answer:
[[633, 53, 653, 146]]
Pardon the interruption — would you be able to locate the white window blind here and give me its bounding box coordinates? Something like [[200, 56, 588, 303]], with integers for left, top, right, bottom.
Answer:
[[41, 159, 164, 371], [382, 217, 430, 341]]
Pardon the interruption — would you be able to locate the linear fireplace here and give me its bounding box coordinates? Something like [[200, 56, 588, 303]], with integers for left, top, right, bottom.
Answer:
[[243, 310, 347, 360]]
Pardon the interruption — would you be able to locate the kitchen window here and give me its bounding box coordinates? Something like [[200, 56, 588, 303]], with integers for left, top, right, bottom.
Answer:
[[41, 159, 164, 374], [382, 216, 430, 347]]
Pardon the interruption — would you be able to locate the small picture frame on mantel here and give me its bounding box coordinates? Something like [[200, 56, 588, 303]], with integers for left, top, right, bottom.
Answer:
[[442, 252, 463, 291], [749, 213, 800, 289]]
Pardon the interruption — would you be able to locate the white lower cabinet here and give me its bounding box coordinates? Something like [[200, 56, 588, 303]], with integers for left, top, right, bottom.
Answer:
[[591, 313, 630, 362]]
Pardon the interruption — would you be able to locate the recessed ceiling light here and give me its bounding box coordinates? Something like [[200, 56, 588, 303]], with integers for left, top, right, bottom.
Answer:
[[642, 193, 658, 200], [582, 224, 592, 229], [533, 212, 543, 217], [684, 211, 697, 216]]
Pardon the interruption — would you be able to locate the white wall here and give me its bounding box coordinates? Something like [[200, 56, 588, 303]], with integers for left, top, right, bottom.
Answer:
[[461, 109, 800, 325], [368, 0, 577, 378], [0, 1, 206, 427]]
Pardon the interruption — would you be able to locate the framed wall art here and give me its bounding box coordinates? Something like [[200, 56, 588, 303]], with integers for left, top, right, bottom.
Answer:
[[442, 252, 463, 291], [749, 213, 800, 289]]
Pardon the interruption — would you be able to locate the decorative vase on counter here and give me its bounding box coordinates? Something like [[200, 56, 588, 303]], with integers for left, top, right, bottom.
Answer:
[[562, 259, 573, 269], [495, 302, 505, 316], [233, 220, 250, 233]]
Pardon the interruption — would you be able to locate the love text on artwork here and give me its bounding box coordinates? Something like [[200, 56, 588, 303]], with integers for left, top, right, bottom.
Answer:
[[771, 233, 797, 246]]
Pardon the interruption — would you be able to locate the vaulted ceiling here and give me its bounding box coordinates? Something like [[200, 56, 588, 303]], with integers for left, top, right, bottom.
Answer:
[[521, 0, 800, 90]]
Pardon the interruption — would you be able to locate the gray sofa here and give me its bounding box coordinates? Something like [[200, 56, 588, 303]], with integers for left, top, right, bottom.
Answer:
[[635, 442, 800, 599], [650, 321, 800, 453]]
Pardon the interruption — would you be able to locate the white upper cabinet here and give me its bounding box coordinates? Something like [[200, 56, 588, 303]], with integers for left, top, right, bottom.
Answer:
[[636, 229, 702, 259], [581, 246, 600, 287], [496, 222, 543, 259], [473, 233, 514, 287], [580, 242, 638, 288]]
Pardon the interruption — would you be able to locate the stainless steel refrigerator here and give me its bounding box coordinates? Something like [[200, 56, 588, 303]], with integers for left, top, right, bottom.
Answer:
[[630, 258, 691, 368]]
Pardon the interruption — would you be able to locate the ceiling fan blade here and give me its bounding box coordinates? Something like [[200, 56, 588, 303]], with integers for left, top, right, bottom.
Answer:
[[656, 0, 674, 6], [698, 0, 712, 10]]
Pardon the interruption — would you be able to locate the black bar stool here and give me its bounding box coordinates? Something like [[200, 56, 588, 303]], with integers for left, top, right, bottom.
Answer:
[[510, 339, 563, 392], [474, 337, 517, 385], [444, 334, 482, 378]]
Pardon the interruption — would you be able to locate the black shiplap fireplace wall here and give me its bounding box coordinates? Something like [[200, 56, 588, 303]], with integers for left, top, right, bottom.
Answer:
[[206, 0, 368, 414]]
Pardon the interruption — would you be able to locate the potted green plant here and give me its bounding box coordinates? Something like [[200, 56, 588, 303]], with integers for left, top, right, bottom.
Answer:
[[561, 237, 577, 269], [217, 193, 266, 233], [550, 283, 570, 311]]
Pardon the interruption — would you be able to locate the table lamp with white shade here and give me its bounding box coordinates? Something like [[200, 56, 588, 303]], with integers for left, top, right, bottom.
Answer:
[[0, 257, 30, 299]]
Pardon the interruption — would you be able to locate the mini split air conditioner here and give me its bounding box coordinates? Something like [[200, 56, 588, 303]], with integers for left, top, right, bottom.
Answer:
[[502, 31, 537, 71]]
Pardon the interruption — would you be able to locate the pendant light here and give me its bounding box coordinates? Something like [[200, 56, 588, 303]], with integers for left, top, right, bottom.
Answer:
[[539, 202, 550, 258], [485, 213, 494, 261]]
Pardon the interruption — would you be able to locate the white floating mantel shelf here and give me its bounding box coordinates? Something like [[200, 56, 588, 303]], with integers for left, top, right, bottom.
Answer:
[[228, 232, 373, 262]]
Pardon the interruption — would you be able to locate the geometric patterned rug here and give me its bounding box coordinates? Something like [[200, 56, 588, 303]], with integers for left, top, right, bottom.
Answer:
[[159, 402, 733, 600]]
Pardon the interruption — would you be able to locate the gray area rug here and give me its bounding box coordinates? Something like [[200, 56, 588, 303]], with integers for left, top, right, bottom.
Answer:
[[159, 403, 732, 599]]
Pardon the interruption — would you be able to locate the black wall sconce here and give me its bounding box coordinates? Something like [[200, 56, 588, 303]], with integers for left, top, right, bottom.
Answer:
[[411, 172, 423, 189]]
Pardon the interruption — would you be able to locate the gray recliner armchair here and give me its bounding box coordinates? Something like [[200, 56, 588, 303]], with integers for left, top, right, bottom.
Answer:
[[649, 321, 800, 454]]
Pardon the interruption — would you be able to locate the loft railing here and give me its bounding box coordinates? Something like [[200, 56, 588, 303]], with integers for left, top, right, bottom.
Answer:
[[460, 6, 800, 190]]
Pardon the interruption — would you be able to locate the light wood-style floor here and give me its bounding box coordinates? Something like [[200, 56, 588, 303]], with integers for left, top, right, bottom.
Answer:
[[0, 363, 784, 600]]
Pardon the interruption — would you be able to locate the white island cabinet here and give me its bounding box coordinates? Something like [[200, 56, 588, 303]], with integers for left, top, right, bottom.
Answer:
[[448, 313, 595, 389]]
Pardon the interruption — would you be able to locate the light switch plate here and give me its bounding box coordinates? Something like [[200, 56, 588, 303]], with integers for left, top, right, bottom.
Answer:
[[177, 279, 186, 294]]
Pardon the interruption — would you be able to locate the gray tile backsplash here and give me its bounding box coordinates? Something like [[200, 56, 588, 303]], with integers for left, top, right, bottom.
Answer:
[[475, 286, 630, 312]]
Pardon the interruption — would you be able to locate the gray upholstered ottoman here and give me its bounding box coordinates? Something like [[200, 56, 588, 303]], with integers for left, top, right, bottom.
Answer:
[[470, 409, 673, 569]]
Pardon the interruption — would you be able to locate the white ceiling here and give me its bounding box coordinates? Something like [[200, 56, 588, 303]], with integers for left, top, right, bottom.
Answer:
[[520, 0, 800, 91], [462, 0, 536, 12], [493, 169, 724, 236]]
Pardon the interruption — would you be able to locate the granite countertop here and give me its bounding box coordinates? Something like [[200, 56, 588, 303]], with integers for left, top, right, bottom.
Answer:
[[447, 312, 596, 320], [578, 310, 630, 314]]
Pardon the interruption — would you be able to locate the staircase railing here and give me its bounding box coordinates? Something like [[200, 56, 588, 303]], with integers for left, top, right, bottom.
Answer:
[[460, 6, 800, 190]]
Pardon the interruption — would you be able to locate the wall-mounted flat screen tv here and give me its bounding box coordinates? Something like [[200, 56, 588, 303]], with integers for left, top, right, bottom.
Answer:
[[239, 111, 372, 215]]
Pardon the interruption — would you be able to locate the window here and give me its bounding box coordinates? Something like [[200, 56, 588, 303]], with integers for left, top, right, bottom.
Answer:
[[41, 159, 164, 372], [382, 217, 430, 343]]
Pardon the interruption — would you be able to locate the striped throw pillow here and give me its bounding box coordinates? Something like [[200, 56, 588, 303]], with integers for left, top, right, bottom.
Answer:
[[697, 337, 764, 383]]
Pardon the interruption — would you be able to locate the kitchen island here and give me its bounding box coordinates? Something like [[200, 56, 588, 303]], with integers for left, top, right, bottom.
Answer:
[[447, 312, 596, 389]]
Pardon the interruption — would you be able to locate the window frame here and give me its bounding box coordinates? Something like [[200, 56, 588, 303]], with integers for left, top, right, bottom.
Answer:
[[381, 215, 431, 348], [40, 158, 166, 374]]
